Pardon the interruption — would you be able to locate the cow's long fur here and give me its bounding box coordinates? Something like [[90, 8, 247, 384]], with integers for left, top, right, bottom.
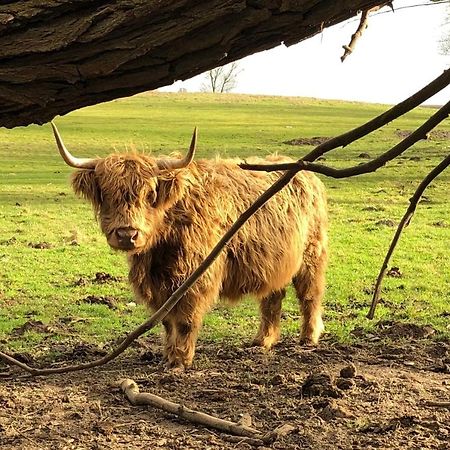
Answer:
[[72, 153, 328, 368]]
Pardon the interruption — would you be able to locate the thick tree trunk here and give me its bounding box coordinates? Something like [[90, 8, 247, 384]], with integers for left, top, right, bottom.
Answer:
[[0, 0, 386, 128]]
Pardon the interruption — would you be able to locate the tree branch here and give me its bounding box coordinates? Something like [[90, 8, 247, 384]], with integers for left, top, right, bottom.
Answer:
[[241, 99, 450, 175], [117, 378, 275, 444], [242, 69, 450, 167], [340, 5, 386, 62], [0, 0, 388, 128], [367, 153, 450, 319]]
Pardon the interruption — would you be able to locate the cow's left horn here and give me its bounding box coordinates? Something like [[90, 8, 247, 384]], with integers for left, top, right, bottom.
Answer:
[[51, 121, 97, 170], [157, 127, 197, 171]]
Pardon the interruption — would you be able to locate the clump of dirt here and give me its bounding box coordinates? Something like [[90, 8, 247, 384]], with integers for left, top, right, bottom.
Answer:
[[28, 242, 52, 249], [387, 267, 402, 278], [79, 295, 117, 309], [73, 272, 122, 286], [94, 272, 121, 283], [10, 320, 54, 337], [376, 321, 436, 339], [302, 372, 343, 398], [1, 335, 449, 449], [283, 136, 330, 146], [432, 220, 448, 228], [66, 342, 108, 360], [395, 129, 450, 140]]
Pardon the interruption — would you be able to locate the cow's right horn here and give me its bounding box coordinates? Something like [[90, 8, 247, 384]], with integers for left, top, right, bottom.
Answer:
[[157, 127, 197, 171], [51, 121, 97, 170]]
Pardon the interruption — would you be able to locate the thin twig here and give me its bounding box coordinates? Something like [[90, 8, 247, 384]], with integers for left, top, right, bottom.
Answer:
[[0, 168, 298, 375], [303, 68, 450, 162], [367, 153, 450, 319], [422, 401, 450, 409], [117, 378, 274, 443], [341, 6, 385, 62], [241, 99, 450, 175]]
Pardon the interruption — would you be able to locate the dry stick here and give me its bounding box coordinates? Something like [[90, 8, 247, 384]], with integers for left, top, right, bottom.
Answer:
[[341, 9, 369, 62], [241, 99, 450, 176], [422, 401, 450, 409], [1, 71, 449, 376], [302, 68, 450, 162], [0, 169, 298, 376], [341, 7, 375, 62], [367, 153, 450, 319], [118, 379, 272, 444]]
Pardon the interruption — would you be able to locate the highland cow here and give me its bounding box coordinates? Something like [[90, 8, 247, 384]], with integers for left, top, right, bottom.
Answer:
[[52, 123, 328, 368]]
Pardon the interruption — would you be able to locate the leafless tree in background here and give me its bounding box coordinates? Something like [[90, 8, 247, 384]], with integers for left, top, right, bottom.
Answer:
[[201, 62, 242, 93]]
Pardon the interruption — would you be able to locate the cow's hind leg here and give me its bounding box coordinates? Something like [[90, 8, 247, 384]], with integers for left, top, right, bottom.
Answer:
[[252, 288, 286, 349], [293, 249, 327, 345]]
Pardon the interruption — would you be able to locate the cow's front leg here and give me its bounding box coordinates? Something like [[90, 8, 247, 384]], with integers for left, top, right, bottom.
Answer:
[[163, 303, 205, 369]]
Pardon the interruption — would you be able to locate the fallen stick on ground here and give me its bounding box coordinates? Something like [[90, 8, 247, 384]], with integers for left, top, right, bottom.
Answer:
[[422, 401, 450, 409], [117, 378, 276, 444]]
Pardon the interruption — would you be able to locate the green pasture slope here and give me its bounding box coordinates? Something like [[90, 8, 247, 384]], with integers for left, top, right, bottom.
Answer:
[[0, 92, 449, 356]]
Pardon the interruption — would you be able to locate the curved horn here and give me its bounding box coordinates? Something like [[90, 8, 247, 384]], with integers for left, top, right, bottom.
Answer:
[[157, 127, 197, 171], [51, 121, 97, 170]]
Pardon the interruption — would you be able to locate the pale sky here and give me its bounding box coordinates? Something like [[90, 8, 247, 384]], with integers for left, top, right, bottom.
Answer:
[[160, 0, 450, 105]]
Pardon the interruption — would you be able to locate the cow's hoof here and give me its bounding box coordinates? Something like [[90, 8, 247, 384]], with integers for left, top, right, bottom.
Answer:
[[250, 335, 279, 350], [299, 336, 319, 347]]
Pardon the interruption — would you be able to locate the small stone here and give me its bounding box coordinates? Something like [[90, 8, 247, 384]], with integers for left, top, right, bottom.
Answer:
[[321, 403, 354, 420], [273, 423, 297, 437], [340, 363, 357, 378], [238, 413, 253, 427], [336, 377, 355, 390], [270, 374, 286, 385]]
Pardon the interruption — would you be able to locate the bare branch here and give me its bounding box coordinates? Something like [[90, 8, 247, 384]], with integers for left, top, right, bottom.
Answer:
[[117, 378, 274, 443], [304, 69, 450, 162], [241, 100, 450, 175], [341, 9, 370, 62], [0, 166, 298, 375], [367, 153, 450, 319]]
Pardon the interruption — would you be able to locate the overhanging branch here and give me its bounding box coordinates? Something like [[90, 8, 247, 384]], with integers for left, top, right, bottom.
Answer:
[[0, 0, 388, 128]]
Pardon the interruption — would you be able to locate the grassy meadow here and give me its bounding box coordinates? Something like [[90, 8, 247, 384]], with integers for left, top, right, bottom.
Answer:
[[0, 92, 449, 356]]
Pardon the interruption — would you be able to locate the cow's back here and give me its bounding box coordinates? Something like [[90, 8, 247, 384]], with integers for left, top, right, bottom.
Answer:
[[188, 157, 327, 301]]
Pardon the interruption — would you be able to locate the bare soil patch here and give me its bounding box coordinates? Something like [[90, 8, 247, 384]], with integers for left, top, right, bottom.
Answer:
[[284, 137, 330, 146], [395, 129, 450, 141], [1, 334, 449, 449]]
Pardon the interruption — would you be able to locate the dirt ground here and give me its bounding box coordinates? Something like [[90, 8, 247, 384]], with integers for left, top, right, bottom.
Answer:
[[1, 326, 449, 450]]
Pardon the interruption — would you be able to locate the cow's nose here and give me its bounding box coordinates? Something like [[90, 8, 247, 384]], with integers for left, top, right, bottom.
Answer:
[[115, 228, 139, 246]]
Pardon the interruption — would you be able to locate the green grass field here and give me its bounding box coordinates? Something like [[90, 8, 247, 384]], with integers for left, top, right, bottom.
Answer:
[[0, 92, 449, 356]]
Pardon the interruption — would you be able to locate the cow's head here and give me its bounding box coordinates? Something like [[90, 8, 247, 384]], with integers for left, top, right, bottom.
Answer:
[[52, 122, 197, 254]]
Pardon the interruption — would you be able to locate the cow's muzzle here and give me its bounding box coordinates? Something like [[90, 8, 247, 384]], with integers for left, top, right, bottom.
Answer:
[[113, 227, 140, 250]]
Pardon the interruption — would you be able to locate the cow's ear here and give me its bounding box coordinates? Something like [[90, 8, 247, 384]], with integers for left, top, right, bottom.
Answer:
[[71, 171, 102, 212], [154, 172, 185, 209]]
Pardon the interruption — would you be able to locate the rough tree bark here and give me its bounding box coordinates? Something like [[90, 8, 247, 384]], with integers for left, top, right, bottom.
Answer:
[[0, 0, 387, 128]]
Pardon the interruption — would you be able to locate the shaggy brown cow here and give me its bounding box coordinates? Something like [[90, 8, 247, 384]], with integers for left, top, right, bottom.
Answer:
[[52, 123, 328, 368]]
